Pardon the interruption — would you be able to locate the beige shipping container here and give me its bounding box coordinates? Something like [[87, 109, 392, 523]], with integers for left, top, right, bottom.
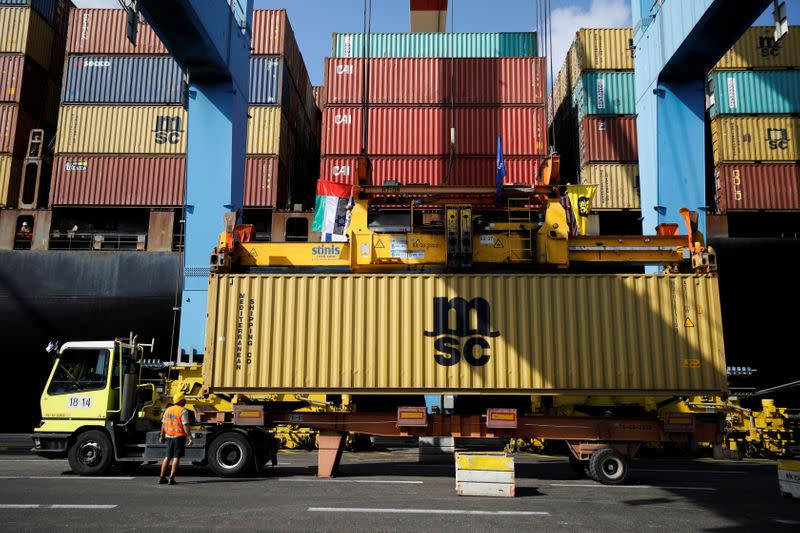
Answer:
[[0, 155, 21, 207], [711, 116, 800, 164], [580, 163, 641, 210], [0, 8, 55, 71], [569, 28, 632, 89], [203, 273, 727, 396], [715, 27, 800, 70], [246, 106, 291, 156], [55, 105, 188, 155]]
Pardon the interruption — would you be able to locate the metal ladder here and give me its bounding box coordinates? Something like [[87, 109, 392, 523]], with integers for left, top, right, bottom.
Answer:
[[507, 197, 533, 262]]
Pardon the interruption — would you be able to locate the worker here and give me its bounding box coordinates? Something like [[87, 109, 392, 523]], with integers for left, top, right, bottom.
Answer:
[[20, 222, 31, 239], [158, 392, 193, 485]]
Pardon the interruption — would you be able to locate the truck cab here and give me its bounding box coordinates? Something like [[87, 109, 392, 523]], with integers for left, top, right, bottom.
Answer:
[[33, 338, 278, 476]]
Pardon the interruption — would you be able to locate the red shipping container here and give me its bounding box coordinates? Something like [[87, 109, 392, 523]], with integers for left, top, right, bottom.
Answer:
[[320, 156, 540, 187], [324, 58, 546, 106], [50, 156, 185, 207], [251, 10, 310, 107], [0, 56, 48, 116], [0, 104, 39, 157], [715, 164, 800, 212], [50, 155, 297, 208], [322, 107, 547, 156], [579, 116, 638, 163], [67, 9, 168, 55]]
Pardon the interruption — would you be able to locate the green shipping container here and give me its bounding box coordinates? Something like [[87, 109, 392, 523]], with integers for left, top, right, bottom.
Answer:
[[572, 71, 635, 122], [331, 32, 537, 58], [708, 71, 800, 118]]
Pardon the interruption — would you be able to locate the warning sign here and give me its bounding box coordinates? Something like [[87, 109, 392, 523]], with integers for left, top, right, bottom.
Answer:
[[684, 318, 695, 328], [411, 238, 423, 248], [374, 239, 385, 249], [682, 359, 701, 369], [494, 239, 504, 249]]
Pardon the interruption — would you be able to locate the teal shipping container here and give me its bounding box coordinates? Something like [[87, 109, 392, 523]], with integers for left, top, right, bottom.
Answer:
[[572, 71, 635, 121], [331, 32, 537, 58], [708, 70, 800, 117]]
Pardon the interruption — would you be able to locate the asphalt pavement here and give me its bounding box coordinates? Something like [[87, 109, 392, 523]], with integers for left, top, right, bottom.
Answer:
[[0, 435, 796, 532]]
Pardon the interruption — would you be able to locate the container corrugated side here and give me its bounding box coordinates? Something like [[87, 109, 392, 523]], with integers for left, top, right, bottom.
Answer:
[[249, 56, 288, 105], [67, 8, 167, 54], [325, 58, 546, 106], [569, 28, 632, 87], [715, 26, 800, 70], [0, 0, 68, 36], [0, 103, 38, 156], [203, 274, 727, 395], [332, 32, 537, 58], [55, 105, 187, 155], [578, 116, 638, 164], [62, 56, 185, 105], [244, 156, 290, 208], [320, 156, 540, 186], [0, 154, 21, 206], [715, 163, 800, 212], [0, 55, 49, 116], [322, 107, 547, 156], [708, 71, 800, 117], [572, 71, 635, 121], [246, 106, 293, 157], [579, 163, 640, 210], [50, 155, 185, 206], [711, 116, 800, 164], [0, 7, 54, 70]]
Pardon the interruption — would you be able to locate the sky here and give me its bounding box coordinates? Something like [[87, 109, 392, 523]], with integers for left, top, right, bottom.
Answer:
[[76, 1, 797, 85]]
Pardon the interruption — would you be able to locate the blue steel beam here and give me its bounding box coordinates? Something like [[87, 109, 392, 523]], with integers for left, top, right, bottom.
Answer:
[[632, 0, 772, 237], [137, 0, 253, 355]]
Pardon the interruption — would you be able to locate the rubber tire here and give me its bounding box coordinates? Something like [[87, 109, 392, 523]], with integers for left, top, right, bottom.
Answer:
[[68, 430, 114, 476], [568, 454, 590, 477], [207, 432, 254, 478], [588, 447, 628, 485]]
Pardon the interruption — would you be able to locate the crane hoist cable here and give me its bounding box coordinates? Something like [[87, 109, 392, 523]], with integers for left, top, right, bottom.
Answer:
[[360, 0, 373, 156]]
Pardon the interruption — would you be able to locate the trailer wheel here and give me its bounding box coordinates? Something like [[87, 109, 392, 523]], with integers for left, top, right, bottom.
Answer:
[[208, 432, 254, 477], [68, 430, 114, 476], [588, 447, 628, 485]]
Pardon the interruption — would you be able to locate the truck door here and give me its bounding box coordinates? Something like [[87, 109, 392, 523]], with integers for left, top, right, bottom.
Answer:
[[40, 348, 114, 426]]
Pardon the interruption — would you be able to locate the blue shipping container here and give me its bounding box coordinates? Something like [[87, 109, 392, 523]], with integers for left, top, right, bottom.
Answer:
[[708, 70, 800, 117], [572, 71, 635, 121], [62, 56, 186, 105], [63, 56, 295, 106], [332, 32, 537, 58]]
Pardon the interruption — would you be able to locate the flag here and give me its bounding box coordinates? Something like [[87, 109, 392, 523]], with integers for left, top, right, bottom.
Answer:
[[566, 184, 598, 236], [496, 135, 506, 202], [312, 180, 353, 242]]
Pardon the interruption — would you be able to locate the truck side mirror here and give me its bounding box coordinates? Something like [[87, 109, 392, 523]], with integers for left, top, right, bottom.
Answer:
[[45, 342, 58, 354]]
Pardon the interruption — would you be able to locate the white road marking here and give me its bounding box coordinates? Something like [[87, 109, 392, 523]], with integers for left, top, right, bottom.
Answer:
[[0, 459, 62, 462], [636, 469, 745, 475], [281, 478, 423, 484], [0, 476, 133, 481], [774, 519, 800, 525], [551, 483, 716, 491], [0, 504, 116, 509], [309, 507, 548, 516]]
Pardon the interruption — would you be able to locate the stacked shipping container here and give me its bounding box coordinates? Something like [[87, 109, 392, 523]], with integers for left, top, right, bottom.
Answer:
[[708, 27, 800, 215], [551, 29, 640, 215], [0, 0, 68, 206], [50, 8, 320, 211], [320, 33, 545, 189]]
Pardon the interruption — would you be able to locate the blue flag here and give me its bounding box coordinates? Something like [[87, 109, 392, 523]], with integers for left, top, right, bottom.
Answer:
[[496, 135, 507, 203]]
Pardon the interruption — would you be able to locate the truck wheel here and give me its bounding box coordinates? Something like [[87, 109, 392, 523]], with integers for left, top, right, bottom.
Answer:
[[68, 430, 114, 476], [588, 447, 628, 485], [208, 432, 254, 477]]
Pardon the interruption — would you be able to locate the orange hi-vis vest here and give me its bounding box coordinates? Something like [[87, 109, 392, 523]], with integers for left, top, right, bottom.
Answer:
[[163, 405, 188, 437]]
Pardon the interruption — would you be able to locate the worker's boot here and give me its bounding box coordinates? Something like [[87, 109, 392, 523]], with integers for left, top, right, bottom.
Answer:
[[168, 477, 177, 485], [158, 476, 167, 484]]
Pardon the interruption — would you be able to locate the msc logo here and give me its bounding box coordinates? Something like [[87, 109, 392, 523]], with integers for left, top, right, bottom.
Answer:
[[311, 244, 341, 255], [758, 36, 782, 57], [424, 297, 500, 367], [153, 115, 184, 145], [766, 128, 789, 150]]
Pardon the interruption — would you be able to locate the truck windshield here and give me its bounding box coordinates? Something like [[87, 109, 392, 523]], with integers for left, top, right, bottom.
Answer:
[[47, 349, 110, 395]]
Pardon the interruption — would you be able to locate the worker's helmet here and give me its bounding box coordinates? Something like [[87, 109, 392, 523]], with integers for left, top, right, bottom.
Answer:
[[21, 222, 28, 227], [173, 392, 186, 404]]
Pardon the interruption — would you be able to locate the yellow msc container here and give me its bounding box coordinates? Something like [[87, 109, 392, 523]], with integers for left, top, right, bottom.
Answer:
[[203, 273, 728, 396], [0, 155, 21, 207], [246, 106, 291, 156], [569, 28, 633, 89], [711, 116, 800, 164], [715, 27, 800, 70], [0, 7, 54, 71], [55, 105, 188, 155], [580, 163, 641, 210]]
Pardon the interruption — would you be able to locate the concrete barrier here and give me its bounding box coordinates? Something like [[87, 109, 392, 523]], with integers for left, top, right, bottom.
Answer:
[[455, 452, 515, 497]]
